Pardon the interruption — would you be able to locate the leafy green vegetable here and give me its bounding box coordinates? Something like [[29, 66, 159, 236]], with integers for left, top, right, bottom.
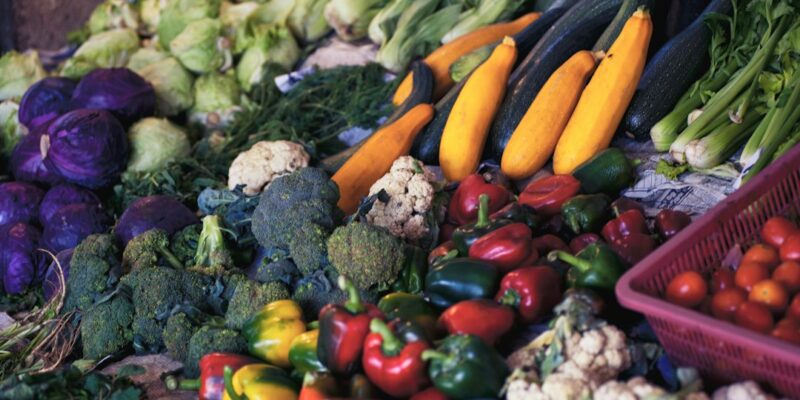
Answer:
[[655, 159, 691, 180], [0, 364, 143, 400]]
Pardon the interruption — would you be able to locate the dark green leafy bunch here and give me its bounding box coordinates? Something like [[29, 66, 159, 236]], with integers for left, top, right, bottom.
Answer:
[[0, 364, 144, 400], [63, 234, 123, 313], [80, 287, 135, 360], [184, 326, 247, 378], [326, 221, 406, 292], [197, 185, 260, 248], [122, 229, 185, 272]]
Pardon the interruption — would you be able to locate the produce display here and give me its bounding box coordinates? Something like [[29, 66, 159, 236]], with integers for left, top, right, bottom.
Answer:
[[0, 0, 798, 399]]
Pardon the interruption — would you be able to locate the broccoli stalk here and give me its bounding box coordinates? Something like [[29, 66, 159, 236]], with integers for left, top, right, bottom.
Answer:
[[194, 215, 234, 274]]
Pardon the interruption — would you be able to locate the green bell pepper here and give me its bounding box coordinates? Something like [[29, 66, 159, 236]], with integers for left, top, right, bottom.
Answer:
[[288, 329, 325, 374], [560, 194, 612, 234], [422, 334, 509, 399], [391, 245, 428, 294], [548, 243, 625, 292], [378, 292, 438, 340], [424, 257, 499, 309]]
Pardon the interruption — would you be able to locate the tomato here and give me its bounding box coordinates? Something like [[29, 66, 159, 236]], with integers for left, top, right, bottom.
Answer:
[[773, 261, 800, 294], [710, 268, 736, 293], [780, 232, 800, 262], [742, 244, 780, 269], [665, 271, 708, 308], [761, 217, 797, 248], [711, 287, 748, 322], [748, 279, 789, 312], [735, 301, 774, 333], [735, 262, 770, 292], [775, 317, 800, 330], [789, 294, 800, 321], [771, 325, 800, 345], [518, 175, 581, 217]]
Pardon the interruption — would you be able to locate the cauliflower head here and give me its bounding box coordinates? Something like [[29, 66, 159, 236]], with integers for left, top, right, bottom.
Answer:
[[365, 156, 436, 241], [593, 377, 668, 400], [712, 381, 775, 400], [558, 324, 631, 383], [506, 370, 595, 400], [228, 140, 310, 195]]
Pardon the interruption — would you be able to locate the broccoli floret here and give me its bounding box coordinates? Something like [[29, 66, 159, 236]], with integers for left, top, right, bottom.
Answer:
[[80, 292, 134, 359], [249, 251, 301, 286], [185, 326, 247, 378], [225, 281, 290, 330], [291, 268, 379, 320], [181, 270, 213, 307], [191, 215, 234, 276], [163, 313, 198, 363], [289, 223, 331, 276], [122, 229, 185, 272], [326, 222, 405, 291], [64, 234, 123, 312], [170, 224, 201, 267], [261, 167, 340, 210]]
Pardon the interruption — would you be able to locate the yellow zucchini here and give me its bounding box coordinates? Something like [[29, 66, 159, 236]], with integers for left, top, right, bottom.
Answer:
[[501, 50, 599, 180], [392, 13, 539, 106], [553, 8, 652, 175], [439, 36, 517, 182], [332, 104, 434, 213]]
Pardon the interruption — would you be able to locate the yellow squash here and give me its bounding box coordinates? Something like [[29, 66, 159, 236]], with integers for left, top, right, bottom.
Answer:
[[392, 13, 539, 105], [332, 103, 434, 213], [439, 36, 517, 182], [501, 50, 599, 179], [553, 8, 652, 175]]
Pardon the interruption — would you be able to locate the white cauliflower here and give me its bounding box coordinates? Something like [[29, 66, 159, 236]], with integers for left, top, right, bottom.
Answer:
[[365, 156, 437, 241], [506, 371, 595, 400], [712, 381, 776, 400], [228, 140, 310, 195], [593, 377, 667, 400], [559, 324, 631, 382]]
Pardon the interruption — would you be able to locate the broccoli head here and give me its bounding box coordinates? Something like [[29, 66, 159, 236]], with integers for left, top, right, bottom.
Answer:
[[248, 251, 301, 287], [291, 268, 379, 320], [326, 222, 405, 291], [289, 223, 331, 276], [64, 234, 123, 312], [122, 229, 184, 272], [170, 224, 201, 267], [185, 326, 247, 378], [191, 215, 234, 276], [80, 292, 134, 360], [225, 280, 290, 330], [163, 313, 198, 363], [261, 167, 339, 210]]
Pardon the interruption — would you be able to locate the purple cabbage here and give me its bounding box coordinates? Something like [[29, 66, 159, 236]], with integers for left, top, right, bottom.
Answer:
[[42, 203, 112, 253], [10, 123, 62, 185], [42, 109, 129, 189], [115, 195, 199, 245], [0, 182, 45, 226], [19, 77, 76, 129], [43, 248, 73, 301], [39, 183, 102, 227], [70, 68, 156, 126], [0, 222, 47, 295]]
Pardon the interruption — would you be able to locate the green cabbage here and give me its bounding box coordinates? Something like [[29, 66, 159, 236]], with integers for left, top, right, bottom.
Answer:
[[236, 25, 300, 91], [190, 73, 242, 131], [288, 0, 331, 43], [61, 28, 140, 79], [324, 0, 389, 41], [170, 18, 228, 74], [127, 48, 170, 72], [138, 0, 167, 35], [86, 0, 140, 34], [0, 101, 25, 160], [126, 118, 191, 173], [231, 0, 295, 54], [157, 0, 221, 50], [0, 51, 46, 101], [137, 58, 195, 116]]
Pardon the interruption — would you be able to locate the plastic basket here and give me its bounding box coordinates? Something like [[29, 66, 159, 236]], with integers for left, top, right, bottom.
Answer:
[[616, 144, 800, 397]]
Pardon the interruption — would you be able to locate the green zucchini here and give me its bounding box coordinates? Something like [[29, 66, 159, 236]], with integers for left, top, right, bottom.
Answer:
[[592, 0, 655, 52], [319, 61, 433, 174], [571, 148, 635, 196], [487, 0, 623, 161]]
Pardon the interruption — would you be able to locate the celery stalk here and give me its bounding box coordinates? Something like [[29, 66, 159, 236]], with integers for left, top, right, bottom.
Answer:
[[685, 112, 761, 169], [772, 124, 800, 162], [740, 106, 777, 165], [441, 0, 525, 44]]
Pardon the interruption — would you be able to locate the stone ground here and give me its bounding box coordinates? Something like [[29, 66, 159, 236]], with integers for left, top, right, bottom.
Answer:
[[12, 0, 102, 50]]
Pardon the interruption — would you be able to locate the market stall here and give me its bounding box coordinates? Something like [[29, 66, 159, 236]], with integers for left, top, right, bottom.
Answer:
[[0, 0, 798, 399]]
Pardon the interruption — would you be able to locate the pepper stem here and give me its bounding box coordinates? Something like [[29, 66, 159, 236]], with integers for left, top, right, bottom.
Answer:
[[164, 376, 200, 391], [223, 366, 245, 400], [475, 194, 491, 228], [338, 276, 365, 314], [421, 350, 449, 362], [498, 289, 521, 308], [548, 250, 593, 273], [370, 319, 403, 356], [307, 320, 320, 330]]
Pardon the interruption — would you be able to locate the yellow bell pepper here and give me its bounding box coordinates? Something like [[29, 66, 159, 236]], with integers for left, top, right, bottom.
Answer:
[[223, 364, 299, 400], [243, 299, 306, 367]]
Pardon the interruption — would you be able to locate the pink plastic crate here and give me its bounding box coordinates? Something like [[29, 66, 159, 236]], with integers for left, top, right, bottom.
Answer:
[[616, 144, 800, 397]]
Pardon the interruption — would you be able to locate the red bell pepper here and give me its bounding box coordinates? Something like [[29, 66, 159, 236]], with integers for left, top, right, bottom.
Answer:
[[299, 372, 340, 400], [569, 233, 602, 254], [429, 241, 456, 266], [601, 209, 648, 242], [610, 198, 644, 217], [600, 209, 655, 266], [436, 299, 515, 346], [410, 387, 450, 400], [519, 175, 581, 217], [496, 266, 562, 323], [531, 234, 569, 256], [447, 174, 510, 225], [609, 233, 657, 266], [655, 209, 692, 240], [318, 277, 384, 376], [165, 352, 260, 400], [362, 319, 430, 398], [467, 222, 536, 273]]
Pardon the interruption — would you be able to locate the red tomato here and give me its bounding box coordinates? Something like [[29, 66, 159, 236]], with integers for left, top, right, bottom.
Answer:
[[710, 268, 736, 293], [735, 262, 770, 292], [749, 279, 789, 313], [789, 294, 800, 321], [742, 244, 780, 269], [775, 317, 800, 330], [518, 175, 581, 217], [773, 261, 800, 294], [665, 271, 708, 308], [735, 301, 774, 333], [711, 287, 748, 322], [771, 325, 800, 345], [761, 217, 797, 248], [780, 232, 800, 262]]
